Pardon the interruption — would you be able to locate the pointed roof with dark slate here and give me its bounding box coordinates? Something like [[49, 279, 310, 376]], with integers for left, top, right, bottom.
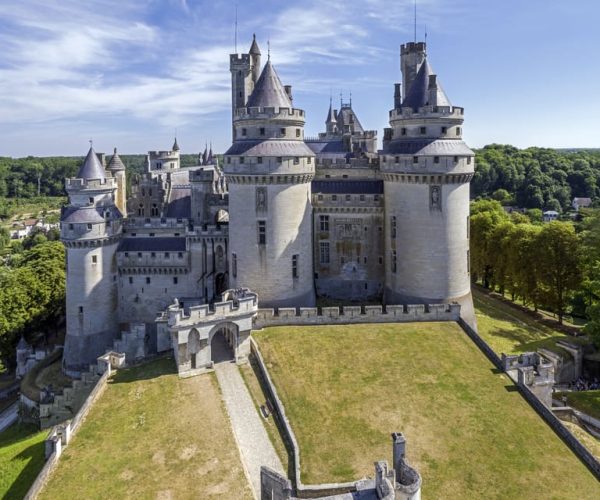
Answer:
[[107, 147, 125, 171], [402, 59, 451, 111], [172, 137, 180, 151], [249, 34, 261, 55], [246, 60, 292, 109], [325, 99, 336, 124], [77, 146, 106, 180]]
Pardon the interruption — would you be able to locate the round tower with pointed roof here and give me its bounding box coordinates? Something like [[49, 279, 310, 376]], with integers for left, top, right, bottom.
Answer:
[[381, 42, 476, 327], [224, 49, 316, 307], [106, 147, 127, 217], [61, 146, 123, 376]]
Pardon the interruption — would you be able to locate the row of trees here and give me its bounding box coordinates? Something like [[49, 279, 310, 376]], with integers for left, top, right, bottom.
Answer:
[[0, 241, 65, 371], [470, 200, 600, 347], [472, 145, 600, 211]]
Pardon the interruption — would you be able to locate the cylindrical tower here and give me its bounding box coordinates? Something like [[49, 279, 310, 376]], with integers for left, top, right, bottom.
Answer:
[[224, 57, 315, 307], [382, 44, 475, 325], [61, 147, 123, 376], [106, 147, 127, 217]]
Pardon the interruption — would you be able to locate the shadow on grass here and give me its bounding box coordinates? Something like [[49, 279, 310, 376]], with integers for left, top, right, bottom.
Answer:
[[109, 356, 177, 385], [504, 385, 519, 393], [0, 424, 46, 500], [490, 368, 503, 375]]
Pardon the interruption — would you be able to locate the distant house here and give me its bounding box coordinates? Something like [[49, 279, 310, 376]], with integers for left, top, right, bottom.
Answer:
[[10, 218, 40, 239], [572, 197, 592, 211], [543, 210, 559, 222]]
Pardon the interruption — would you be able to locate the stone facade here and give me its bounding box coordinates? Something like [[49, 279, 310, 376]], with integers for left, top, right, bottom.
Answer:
[[61, 35, 476, 374]]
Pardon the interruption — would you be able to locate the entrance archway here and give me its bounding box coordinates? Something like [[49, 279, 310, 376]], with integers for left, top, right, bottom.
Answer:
[[210, 323, 237, 364]]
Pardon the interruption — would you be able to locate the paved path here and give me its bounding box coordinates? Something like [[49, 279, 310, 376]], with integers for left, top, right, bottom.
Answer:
[[215, 361, 284, 499], [0, 402, 18, 432]]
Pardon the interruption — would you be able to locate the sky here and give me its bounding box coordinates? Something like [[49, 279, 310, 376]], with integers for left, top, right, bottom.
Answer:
[[0, 0, 599, 157]]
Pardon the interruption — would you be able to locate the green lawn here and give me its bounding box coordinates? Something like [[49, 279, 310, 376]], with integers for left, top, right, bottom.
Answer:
[[0, 423, 47, 499], [556, 390, 600, 420], [473, 287, 588, 356], [254, 323, 600, 498], [39, 358, 252, 499]]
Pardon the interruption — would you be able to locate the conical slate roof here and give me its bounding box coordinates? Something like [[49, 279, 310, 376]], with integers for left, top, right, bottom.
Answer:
[[325, 100, 336, 124], [172, 137, 180, 151], [77, 147, 106, 180], [246, 60, 292, 108], [107, 147, 125, 171], [402, 59, 451, 111], [249, 34, 261, 55]]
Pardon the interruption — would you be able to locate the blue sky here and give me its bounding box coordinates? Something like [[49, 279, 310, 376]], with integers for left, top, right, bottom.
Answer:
[[0, 0, 599, 157]]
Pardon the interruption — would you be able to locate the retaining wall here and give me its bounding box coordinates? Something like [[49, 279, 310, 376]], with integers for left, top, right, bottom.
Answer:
[[255, 303, 460, 329], [457, 319, 600, 480], [24, 352, 125, 500]]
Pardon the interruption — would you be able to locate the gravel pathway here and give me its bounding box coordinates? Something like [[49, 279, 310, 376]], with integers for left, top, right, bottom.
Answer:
[[215, 361, 284, 498]]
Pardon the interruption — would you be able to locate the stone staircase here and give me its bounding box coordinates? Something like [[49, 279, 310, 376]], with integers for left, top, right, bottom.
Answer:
[[39, 363, 102, 429]]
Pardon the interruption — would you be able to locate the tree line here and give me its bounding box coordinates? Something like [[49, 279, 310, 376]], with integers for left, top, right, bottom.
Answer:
[[473, 145, 600, 212], [470, 200, 600, 346]]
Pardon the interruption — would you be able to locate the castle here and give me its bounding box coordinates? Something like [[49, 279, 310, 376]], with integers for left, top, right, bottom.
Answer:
[[60, 36, 475, 376]]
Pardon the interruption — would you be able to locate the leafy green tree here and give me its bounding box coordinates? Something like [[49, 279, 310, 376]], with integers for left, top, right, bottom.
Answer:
[[535, 222, 582, 323]]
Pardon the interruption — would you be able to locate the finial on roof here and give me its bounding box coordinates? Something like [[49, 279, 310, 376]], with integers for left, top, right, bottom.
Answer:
[[350, 91, 352, 107]]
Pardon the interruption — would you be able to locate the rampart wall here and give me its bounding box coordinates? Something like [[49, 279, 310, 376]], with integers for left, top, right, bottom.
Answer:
[[254, 303, 460, 329]]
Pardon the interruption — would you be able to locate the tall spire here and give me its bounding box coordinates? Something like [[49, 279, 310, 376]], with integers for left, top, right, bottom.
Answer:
[[249, 33, 261, 55], [325, 97, 336, 125], [172, 136, 180, 151], [202, 142, 208, 165]]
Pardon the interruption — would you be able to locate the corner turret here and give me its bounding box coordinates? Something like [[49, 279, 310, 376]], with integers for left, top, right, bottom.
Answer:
[[107, 147, 127, 217], [61, 146, 123, 376]]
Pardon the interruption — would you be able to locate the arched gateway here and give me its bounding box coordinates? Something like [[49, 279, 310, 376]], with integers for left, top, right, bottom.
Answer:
[[165, 289, 258, 377]]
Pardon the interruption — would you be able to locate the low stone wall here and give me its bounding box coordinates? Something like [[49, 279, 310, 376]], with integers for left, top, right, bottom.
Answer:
[[457, 319, 600, 480], [250, 338, 357, 497], [23, 352, 125, 500], [255, 303, 460, 329]]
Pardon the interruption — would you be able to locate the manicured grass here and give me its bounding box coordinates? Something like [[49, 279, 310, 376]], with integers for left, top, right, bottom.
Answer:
[[0, 423, 47, 499], [254, 323, 600, 497], [473, 287, 586, 356], [556, 390, 600, 420], [39, 358, 252, 499]]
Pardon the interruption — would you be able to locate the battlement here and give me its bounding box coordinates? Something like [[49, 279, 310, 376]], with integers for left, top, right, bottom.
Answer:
[[254, 303, 460, 328], [390, 105, 464, 120], [148, 150, 179, 159], [234, 106, 305, 120], [230, 53, 250, 64], [66, 177, 117, 191], [167, 288, 258, 327], [400, 41, 426, 54]]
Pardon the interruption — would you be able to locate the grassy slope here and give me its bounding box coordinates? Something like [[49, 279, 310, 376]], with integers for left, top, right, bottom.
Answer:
[[0, 423, 47, 499], [473, 287, 585, 355], [254, 323, 600, 498], [39, 358, 252, 500]]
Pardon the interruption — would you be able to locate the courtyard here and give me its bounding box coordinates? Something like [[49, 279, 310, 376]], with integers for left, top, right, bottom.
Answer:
[[37, 357, 252, 499], [254, 322, 600, 497]]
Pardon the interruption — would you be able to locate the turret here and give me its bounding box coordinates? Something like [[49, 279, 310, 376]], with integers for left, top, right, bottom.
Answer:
[[61, 147, 123, 376], [381, 45, 477, 328], [325, 98, 337, 135], [400, 42, 426, 102], [230, 35, 262, 139], [106, 147, 127, 217], [224, 50, 316, 307]]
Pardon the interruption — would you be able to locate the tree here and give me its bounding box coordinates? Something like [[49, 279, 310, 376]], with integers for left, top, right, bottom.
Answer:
[[535, 222, 582, 323]]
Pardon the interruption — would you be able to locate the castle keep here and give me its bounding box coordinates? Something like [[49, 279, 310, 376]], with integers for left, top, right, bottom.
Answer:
[[60, 37, 475, 375]]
